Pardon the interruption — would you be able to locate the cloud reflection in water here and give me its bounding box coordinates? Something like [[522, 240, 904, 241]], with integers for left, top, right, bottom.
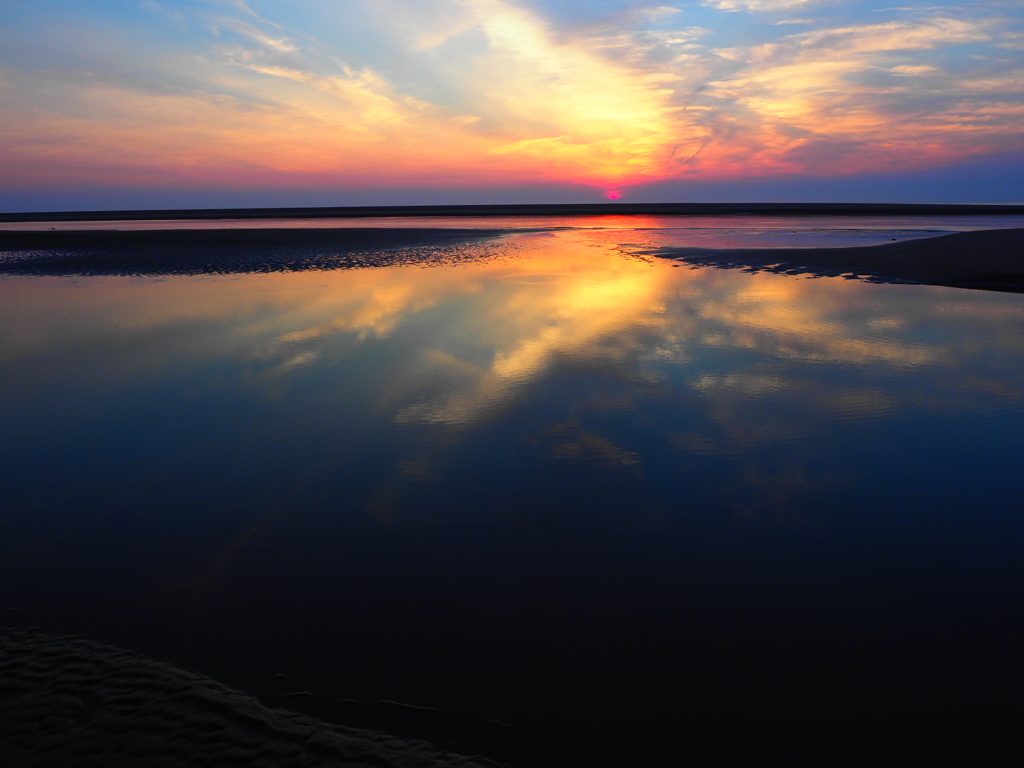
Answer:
[[3, 231, 1023, 535], [4, 232, 1024, 766]]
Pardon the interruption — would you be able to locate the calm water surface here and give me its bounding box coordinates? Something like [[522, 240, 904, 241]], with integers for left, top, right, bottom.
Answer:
[[2, 229, 1024, 765]]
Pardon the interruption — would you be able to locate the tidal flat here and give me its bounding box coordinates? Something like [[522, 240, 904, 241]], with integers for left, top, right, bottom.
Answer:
[[2, 218, 1024, 766]]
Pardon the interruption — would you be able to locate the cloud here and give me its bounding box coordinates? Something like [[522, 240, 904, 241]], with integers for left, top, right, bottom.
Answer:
[[889, 64, 939, 75], [704, 0, 822, 11], [687, 15, 1023, 176], [139, 1, 186, 26], [1, 1, 1022, 195], [188, 0, 688, 186], [788, 15, 990, 52], [214, 17, 299, 53], [411, 0, 685, 182]]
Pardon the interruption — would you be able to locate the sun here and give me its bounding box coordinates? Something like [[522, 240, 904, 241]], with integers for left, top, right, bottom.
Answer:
[[605, 190, 622, 200]]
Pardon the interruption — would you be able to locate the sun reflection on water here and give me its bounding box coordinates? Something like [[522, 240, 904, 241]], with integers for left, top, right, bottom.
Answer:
[[2, 229, 1023, 533], [3, 232, 1024, 767]]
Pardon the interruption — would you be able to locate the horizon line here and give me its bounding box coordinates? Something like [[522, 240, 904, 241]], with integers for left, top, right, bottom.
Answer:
[[6, 201, 1024, 223]]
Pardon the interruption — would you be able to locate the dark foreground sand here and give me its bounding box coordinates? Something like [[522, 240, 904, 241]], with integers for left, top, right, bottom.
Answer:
[[0, 630, 501, 768], [647, 227, 1024, 292]]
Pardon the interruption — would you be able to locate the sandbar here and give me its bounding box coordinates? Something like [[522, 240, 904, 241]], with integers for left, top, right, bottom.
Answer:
[[646, 227, 1024, 292], [0, 227, 509, 275], [0, 629, 500, 768]]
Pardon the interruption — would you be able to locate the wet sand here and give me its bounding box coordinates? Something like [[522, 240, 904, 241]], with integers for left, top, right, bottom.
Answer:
[[2, 225, 1024, 291], [0, 228, 508, 275], [647, 227, 1024, 292], [0, 630, 500, 768]]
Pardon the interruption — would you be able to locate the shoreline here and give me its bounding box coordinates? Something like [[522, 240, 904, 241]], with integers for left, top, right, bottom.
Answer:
[[3, 226, 1023, 292], [4, 201, 1024, 223], [0, 227, 507, 250], [0, 227, 510, 276], [646, 227, 1024, 292]]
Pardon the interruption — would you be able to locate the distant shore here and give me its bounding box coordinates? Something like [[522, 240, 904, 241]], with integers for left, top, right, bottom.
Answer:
[[3, 201, 1024, 223], [648, 227, 1024, 292]]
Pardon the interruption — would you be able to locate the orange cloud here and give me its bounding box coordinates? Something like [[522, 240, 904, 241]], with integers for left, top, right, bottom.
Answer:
[[0, 3, 1021, 195], [689, 16, 1022, 177]]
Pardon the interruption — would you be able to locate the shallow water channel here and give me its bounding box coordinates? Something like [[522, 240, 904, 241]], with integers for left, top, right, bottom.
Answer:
[[2, 227, 1024, 765]]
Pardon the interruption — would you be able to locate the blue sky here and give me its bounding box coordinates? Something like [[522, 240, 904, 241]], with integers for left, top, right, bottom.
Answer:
[[2, 1, 1022, 209]]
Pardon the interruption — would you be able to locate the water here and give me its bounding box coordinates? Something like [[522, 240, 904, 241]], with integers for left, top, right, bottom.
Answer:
[[2, 227, 1024, 765]]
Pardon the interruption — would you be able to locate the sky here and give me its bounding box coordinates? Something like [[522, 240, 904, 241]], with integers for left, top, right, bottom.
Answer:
[[1, 0, 1023, 210]]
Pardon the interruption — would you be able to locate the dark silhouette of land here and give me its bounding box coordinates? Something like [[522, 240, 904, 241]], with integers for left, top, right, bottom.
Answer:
[[648, 227, 1024, 292], [3, 201, 1024, 222], [0, 227, 506, 275]]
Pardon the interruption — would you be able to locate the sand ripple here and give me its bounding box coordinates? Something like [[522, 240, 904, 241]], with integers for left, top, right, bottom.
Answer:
[[0, 630, 501, 768]]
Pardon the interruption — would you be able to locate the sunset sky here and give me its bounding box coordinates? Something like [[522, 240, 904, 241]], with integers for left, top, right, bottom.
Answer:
[[2, 0, 1023, 210]]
